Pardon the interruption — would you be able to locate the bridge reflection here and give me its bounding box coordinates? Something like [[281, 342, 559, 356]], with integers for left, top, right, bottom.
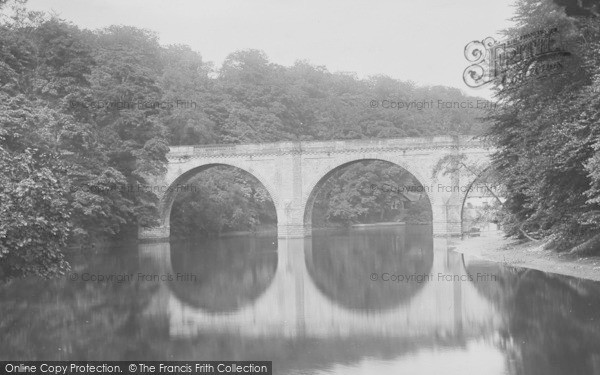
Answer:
[[168, 237, 277, 312], [307, 226, 434, 311], [139, 236, 500, 340]]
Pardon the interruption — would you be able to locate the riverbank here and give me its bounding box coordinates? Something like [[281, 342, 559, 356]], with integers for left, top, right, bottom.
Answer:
[[451, 230, 600, 282]]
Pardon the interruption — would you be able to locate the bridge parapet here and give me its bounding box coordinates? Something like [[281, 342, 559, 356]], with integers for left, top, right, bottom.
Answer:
[[167, 136, 491, 160]]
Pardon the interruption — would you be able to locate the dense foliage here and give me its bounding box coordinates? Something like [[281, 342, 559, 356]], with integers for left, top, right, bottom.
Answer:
[[0, 148, 71, 279], [0, 1, 489, 278], [311, 161, 432, 227], [486, 0, 600, 252], [170, 168, 276, 238], [0, 4, 169, 278]]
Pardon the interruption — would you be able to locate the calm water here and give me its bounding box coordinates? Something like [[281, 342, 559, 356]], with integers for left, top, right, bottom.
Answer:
[[1, 226, 600, 375]]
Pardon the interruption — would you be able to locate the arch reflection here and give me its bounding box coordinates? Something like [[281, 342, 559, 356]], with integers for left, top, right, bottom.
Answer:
[[168, 236, 277, 313], [306, 226, 434, 311]]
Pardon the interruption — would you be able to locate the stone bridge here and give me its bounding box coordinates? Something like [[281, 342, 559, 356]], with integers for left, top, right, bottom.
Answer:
[[139, 136, 494, 240]]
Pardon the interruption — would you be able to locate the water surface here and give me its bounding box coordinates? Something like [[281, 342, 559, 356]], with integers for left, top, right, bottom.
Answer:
[[1, 226, 599, 375]]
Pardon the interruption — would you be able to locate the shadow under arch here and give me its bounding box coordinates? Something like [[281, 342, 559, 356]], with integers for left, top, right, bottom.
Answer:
[[302, 158, 434, 231], [160, 163, 279, 232], [167, 236, 278, 313]]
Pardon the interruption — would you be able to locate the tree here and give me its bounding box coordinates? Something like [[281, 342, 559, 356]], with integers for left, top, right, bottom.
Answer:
[[486, 0, 600, 252], [169, 168, 276, 238], [0, 148, 71, 279], [312, 161, 432, 227]]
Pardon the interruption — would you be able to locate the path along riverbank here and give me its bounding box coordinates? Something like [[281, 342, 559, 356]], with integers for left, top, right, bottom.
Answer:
[[451, 230, 600, 282]]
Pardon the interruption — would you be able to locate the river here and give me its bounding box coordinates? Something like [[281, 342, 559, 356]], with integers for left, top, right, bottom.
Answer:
[[1, 226, 599, 374]]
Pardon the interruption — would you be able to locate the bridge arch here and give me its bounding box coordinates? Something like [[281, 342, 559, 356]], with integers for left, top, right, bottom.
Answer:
[[457, 163, 500, 235], [158, 162, 280, 236], [302, 157, 435, 230]]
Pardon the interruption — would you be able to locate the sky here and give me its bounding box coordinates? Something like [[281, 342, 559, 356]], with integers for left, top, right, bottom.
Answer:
[[27, 0, 517, 99]]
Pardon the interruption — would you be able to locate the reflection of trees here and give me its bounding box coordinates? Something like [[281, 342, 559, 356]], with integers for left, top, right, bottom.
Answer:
[[466, 260, 600, 375], [0, 248, 161, 360], [169, 236, 277, 312], [0, 237, 278, 360], [307, 226, 433, 310]]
